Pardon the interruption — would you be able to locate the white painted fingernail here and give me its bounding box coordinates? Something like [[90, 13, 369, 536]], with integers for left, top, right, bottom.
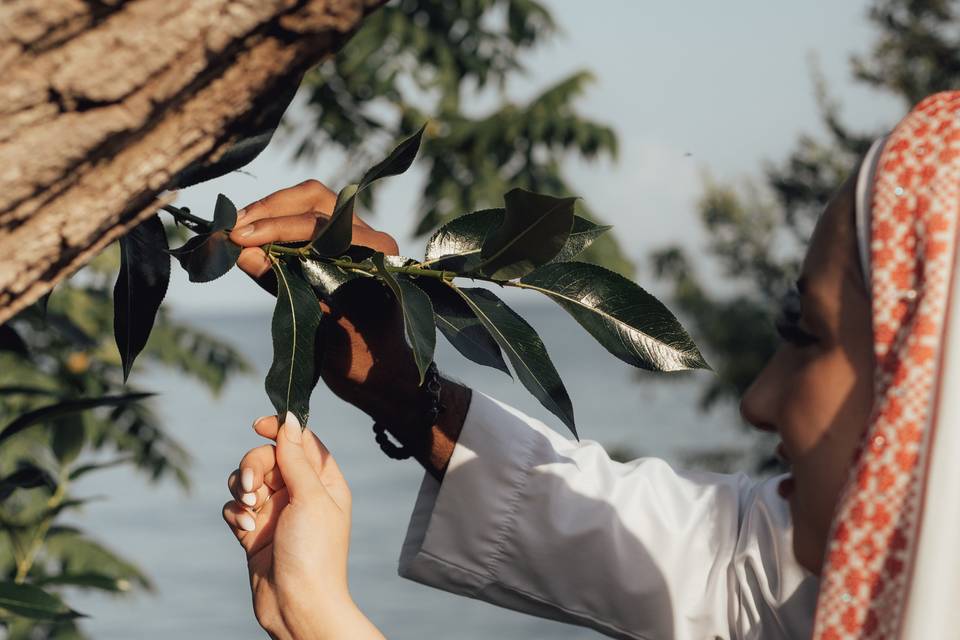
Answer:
[[252, 416, 272, 431], [241, 492, 257, 507], [238, 224, 255, 238], [241, 468, 254, 493], [238, 513, 256, 532], [284, 411, 302, 443]]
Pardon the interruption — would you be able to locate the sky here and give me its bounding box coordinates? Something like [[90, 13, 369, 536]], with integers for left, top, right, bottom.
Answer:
[[167, 0, 905, 314]]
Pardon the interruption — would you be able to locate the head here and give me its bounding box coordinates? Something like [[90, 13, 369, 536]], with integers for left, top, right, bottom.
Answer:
[[739, 172, 875, 575]]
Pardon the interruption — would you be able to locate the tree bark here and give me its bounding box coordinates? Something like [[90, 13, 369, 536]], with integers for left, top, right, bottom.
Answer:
[[0, 0, 385, 324]]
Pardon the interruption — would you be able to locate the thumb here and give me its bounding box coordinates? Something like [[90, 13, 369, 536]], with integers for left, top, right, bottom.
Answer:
[[275, 411, 324, 500]]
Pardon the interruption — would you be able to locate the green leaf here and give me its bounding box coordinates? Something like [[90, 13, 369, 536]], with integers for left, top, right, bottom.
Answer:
[[114, 214, 170, 381], [359, 124, 426, 186], [423, 208, 503, 271], [424, 209, 603, 273], [415, 278, 509, 376], [451, 285, 575, 435], [547, 215, 612, 264], [310, 183, 359, 257], [169, 232, 241, 283], [0, 324, 28, 357], [265, 258, 323, 426], [301, 257, 360, 298], [0, 581, 82, 621], [310, 125, 426, 256], [0, 386, 60, 397], [44, 528, 152, 591], [520, 262, 710, 371], [211, 194, 238, 232], [0, 393, 152, 445], [51, 414, 85, 465], [478, 188, 577, 279], [35, 572, 130, 593], [371, 253, 436, 384], [0, 464, 56, 502], [68, 457, 133, 481]]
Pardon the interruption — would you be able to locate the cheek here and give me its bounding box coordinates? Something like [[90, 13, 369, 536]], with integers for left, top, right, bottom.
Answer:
[[777, 349, 873, 567]]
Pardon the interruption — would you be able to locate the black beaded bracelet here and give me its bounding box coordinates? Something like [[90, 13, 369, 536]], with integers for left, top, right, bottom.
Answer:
[[372, 362, 444, 460]]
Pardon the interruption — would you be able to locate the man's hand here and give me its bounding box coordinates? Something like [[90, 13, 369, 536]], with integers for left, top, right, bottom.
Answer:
[[223, 413, 384, 640], [231, 179, 470, 478]]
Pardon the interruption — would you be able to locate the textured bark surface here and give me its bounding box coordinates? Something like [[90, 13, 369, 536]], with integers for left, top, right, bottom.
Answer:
[[0, 0, 384, 324]]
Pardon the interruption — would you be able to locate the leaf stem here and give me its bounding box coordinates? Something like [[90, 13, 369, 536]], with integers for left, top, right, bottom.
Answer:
[[325, 257, 457, 281], [161, 205, 210, 229]]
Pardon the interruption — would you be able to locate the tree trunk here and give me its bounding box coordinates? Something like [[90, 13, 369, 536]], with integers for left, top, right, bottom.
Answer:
[[0, 0, 384, 324]]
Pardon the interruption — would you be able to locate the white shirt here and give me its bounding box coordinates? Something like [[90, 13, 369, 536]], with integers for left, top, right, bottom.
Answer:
[[399, 391, 819, 639]]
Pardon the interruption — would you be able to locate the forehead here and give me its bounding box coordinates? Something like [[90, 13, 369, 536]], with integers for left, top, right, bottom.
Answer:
[[799, 175, 863, 318]]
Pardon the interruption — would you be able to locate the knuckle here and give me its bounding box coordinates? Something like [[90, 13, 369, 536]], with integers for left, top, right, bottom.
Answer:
[[298, 178, 324, 194]]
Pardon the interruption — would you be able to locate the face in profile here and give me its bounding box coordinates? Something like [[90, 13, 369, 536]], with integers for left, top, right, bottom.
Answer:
[[739, 174, 876, 574]]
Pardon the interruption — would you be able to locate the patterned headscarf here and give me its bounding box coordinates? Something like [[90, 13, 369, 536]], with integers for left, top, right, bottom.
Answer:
[[813, 91, 960, 638]]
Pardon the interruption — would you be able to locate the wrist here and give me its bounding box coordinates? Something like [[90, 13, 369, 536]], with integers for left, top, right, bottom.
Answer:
[[283, 593, 372, 640]]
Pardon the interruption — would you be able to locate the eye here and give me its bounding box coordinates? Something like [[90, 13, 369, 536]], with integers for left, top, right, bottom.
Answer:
[[775, 286, 818, 347], [774, 315, 818, 347]]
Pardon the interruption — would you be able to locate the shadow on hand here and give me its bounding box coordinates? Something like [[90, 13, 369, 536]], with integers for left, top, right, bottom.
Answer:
[[317, 278, 421, 419]]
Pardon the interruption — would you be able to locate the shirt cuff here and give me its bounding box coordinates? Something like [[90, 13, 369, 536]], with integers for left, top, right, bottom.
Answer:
[[398, 390, 541, 594]]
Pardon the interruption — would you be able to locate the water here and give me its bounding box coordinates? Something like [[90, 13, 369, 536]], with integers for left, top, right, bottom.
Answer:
[[65, 302, 748, 639]]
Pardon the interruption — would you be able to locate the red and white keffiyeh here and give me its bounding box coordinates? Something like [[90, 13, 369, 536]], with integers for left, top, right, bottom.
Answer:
[[813, 91, 960, 639]]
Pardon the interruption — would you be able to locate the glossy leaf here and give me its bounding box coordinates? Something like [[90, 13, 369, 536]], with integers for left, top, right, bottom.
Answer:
[[479, 188, 576, 280], [170, 232, 241, 283], [359, 124, 426, 186], [301, 257, 360, 298], [0, 393, 152, 445], [0, 324, 28, 357], [114, 214, 170, 381], [547, 215, 612, 264], [416, 278, 509, 376], [520, 262, 710, 371], [311, 126, 426, 257], [265, 259, 323, 426], [423, 208, 503, 271], [371, 253, 435, 384], [211, 193, 239, 232], [425, 209, 603, 272], [310, 183, 359, 257], [452, 285, 575, 435], [0, 581, 81, 620], [0, 463, 56, 501]]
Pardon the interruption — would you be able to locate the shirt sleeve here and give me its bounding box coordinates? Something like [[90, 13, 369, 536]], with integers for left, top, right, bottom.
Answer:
[[398, 391, 819, 640]]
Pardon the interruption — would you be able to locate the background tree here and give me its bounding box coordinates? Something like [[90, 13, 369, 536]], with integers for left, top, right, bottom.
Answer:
[[291, 0, 633, 274], [651, 0, 958, 447], [0, 0, 383, 634]]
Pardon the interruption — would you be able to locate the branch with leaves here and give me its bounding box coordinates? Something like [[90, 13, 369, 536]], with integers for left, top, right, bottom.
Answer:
[[117, 126, 709, 436]]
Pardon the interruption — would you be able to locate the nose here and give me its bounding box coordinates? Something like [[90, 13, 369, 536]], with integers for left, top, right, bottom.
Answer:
[[740, 367, 778, 434]]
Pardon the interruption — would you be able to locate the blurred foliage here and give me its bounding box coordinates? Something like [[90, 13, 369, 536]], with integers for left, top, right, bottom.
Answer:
[[293, 0, 633, 275], [0, 239, 250, 636], [651, 0, 959, 418]]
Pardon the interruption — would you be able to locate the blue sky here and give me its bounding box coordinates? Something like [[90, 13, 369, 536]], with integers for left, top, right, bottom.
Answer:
[[168, 0, 904, 313]]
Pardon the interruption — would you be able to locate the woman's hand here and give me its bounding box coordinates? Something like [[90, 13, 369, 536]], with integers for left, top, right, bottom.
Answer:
[[222, 412, 384, 640]]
